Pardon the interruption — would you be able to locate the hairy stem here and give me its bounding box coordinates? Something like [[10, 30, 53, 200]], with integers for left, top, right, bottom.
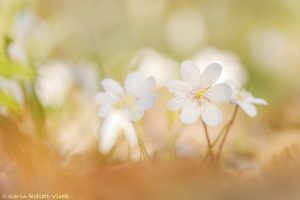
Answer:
[[216, 105, 239, 161], [201, 123, 229, 165]]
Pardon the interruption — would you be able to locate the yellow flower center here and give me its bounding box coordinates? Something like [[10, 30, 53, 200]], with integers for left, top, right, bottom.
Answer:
[[194, 90, 205, 100], [115, 95, 136, 109]]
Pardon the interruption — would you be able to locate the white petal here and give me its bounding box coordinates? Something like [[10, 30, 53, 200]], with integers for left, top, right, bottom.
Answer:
[[206, 83, 232, 103], [98, 104, 113, 118], [125, 105, 144, 122], [249, 97, 268, 106], [200, 63, 222, 88], [180, 101, 201, 124], [181, 60, 201, 86], [124, 72, 143, 96], [141, 76, 156, 93], [167, 97, 188, 111], [95, 92, 119, 105], [138, 93, 156, 110], [200, 102, 223, 126], [121, 118, 138, 148], [167, 79, 190, 97], [101, 79, 124, 94], [239, 102, 257, 117], [98, 113, 121, 153]]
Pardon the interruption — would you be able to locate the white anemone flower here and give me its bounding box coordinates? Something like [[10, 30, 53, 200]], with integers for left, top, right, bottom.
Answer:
[[95, 72, 156, 122], [229, 82, 268, 117], [167, 60, 232, 126], [98, 111, 139, 157]]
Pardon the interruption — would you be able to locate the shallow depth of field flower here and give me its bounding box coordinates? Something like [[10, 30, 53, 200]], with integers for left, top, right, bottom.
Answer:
[[229, 82, 268, 117], [0, 1, 299, 200], [96, 72, 156, 122], [167, 60, 231, 126]]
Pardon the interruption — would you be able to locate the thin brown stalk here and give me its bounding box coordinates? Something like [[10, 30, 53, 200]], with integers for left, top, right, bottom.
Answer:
[[216, 105, 239, 161]]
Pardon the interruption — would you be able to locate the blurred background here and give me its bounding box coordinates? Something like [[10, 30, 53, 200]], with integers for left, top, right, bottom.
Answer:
[[0, 0, 300, 198]]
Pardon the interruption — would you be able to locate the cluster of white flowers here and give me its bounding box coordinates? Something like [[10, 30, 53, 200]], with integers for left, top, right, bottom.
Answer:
[[95, 60, 267, 157]]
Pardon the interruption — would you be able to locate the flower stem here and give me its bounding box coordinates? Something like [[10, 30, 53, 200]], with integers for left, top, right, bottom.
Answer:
[[201, 120, 215, 164], [216, 105, 239, 161], [167, 111, 176, 158], [134, 121, 149, 160], [201, 123, 229, 165]]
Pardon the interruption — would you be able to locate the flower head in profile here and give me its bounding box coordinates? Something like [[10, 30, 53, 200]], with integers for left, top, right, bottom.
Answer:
[[96, 72, 156, 122], [167, 60, 232, 126], [229, 82, 267, 117], [98, 110, 140, 159]]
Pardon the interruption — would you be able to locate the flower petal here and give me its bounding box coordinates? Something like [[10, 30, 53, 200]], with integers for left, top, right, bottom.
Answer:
[[239, 102, 257, 117], [98, 113, 121, 153], [200, 63, 222, 88], [206, 83, 232, 103], [180, 101, 201, 124], [98, 104, 113, 118], [200, 102, 223, 126], [125, 105, 144, 122], [121, 118, 138, 148], [248, 97, 268, 106], [167, 97, 188, 111], [95, 92, 119, 105], [181, 60, 201, 86], [101, 79, 124, 94], [137, 76, 156, 96], [138, 93, 156, 110], [143, 76, 156, 91], [167, 79, 190, 97], [124, 72, 143, 96]]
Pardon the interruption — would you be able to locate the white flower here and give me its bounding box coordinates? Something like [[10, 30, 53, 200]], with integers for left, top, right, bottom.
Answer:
[[96, 72, 156, 122], [167, 60, 232, 126], [192, 47, 248, 87], [229, 82, 267, 117], [132, 48, 179, 87], [98, 111, 139, 159], [35, 62, 73, 108]]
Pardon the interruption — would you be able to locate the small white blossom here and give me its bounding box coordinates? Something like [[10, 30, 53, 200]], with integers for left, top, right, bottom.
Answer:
[[229, 82, 267, 117], [167, 60, 232, 126], [96, 72, 156, 122], [98, 111, 139, 159]]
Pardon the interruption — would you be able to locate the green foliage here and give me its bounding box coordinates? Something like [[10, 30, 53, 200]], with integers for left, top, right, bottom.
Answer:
[[0, 56, 36, 80], [0, 89, 20, 112]]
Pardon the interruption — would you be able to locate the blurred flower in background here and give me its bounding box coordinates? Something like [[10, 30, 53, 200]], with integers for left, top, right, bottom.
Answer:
[[10, 8, 53, 63], [35, 61, 73, 108], [193, 47, 248, 87], [132, 48, 179, 87], [166, 8, 206, 54]]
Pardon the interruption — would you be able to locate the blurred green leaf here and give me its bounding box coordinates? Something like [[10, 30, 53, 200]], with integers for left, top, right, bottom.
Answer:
[[0, 56, 36, 80], [0, 89, 20, 111]]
